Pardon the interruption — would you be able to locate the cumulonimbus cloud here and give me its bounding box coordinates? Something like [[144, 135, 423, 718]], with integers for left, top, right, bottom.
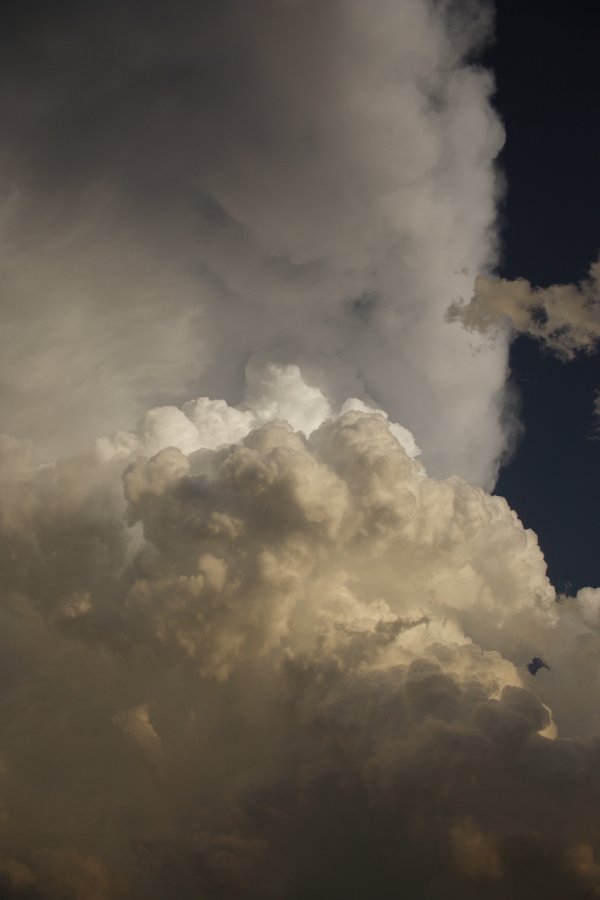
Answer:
[[1, 369, 600, 898], [3, 3, 599, 898], [0, 0, 508, 486]]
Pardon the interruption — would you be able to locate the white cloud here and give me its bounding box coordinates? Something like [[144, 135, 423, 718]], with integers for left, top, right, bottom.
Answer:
[[0, 0, 507, 486], [94, 361, 420, 463]]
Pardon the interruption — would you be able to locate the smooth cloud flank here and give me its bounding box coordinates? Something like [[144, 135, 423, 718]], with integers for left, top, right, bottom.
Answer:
[[448, 256, 600, 358], [2, 386, 600, 899], [0, 0, 508, 486]]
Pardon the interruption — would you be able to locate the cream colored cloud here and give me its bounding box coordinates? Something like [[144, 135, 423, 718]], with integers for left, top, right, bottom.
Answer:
[[450, 819, 503, 879], [447, 257, 600, 358], [1, 396, 600, 897]]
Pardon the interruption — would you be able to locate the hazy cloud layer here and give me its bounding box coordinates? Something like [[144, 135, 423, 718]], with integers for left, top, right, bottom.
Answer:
[[448, 256, 600, 358], [1, 389, 600, 898], [0, 0, 508, 485]]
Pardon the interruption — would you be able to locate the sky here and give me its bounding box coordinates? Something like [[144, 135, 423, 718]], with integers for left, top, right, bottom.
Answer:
[[1, 2, 600, 899], [490, 0, 600, 593]]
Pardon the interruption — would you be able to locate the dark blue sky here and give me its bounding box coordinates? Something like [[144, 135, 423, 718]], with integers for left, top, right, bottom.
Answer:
[[491, 1, 600, 592]]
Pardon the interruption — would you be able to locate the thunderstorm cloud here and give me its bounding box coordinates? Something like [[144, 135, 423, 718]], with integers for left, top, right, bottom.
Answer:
[[1, 3, 599, 899], [2, 370, 600, 898], [0, 0, 508, 486]]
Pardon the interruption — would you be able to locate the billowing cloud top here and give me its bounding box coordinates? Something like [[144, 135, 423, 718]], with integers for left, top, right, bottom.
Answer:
[[0, 0, 508, 486], [2, 370, 600, 898], [3, 2, 600, 898]]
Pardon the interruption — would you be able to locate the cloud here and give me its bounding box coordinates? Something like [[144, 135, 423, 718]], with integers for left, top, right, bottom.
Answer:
[[1, 394, 600, 897], [0, 0, 508, 486], [3, 3, 598, 897], [447, 256, 600, 358], [114, 705, 163, 767], [95, 361, 421, 463]]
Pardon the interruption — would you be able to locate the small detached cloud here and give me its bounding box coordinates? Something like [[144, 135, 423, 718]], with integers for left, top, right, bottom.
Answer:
[[447, 256, 600, 358]]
